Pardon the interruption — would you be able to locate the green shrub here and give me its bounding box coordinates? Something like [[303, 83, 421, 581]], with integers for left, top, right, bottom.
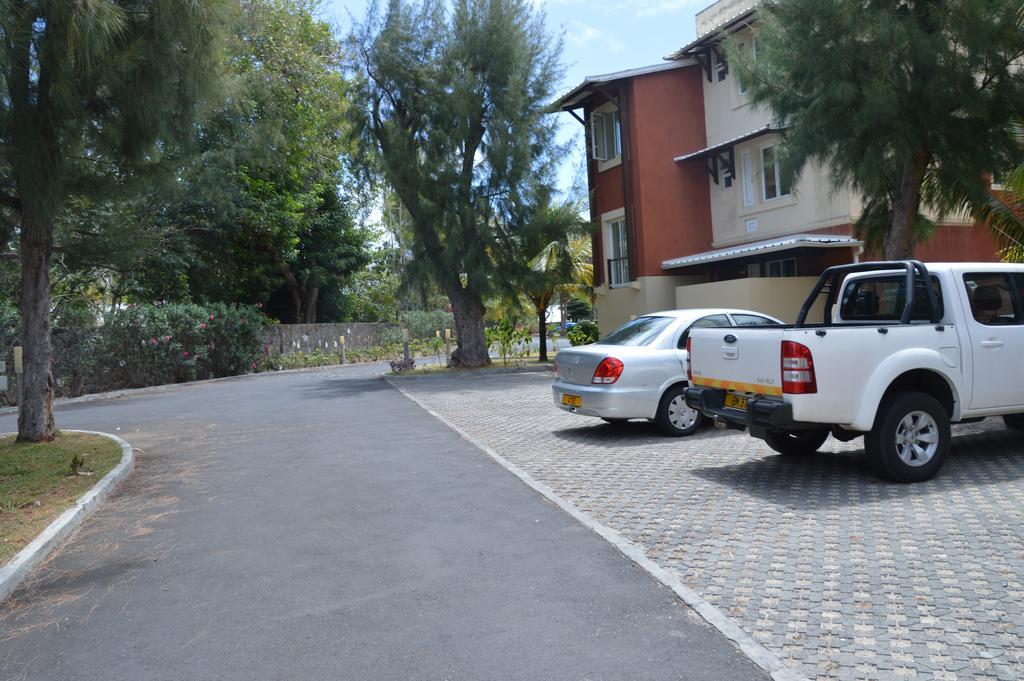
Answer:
[[567, 321, 599, 346], [261, 350, 340, 371], [101, 302, 266, 388], [486, 319, 531, 366]]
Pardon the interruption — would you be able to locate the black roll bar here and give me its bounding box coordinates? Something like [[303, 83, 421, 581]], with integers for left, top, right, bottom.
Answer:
[[794, 260, 940, 328]]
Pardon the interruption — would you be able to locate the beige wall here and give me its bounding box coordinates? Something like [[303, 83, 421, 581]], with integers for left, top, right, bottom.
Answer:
[[711, 142, 854, 247], [702, 27, 762, 148], [700, 27, 857, 248], [595, 275, 705, 335], [696, 0, 761, 37], [674, 276, 826, 324]]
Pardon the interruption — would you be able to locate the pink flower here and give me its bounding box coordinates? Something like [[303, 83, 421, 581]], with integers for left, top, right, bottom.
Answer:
[[164, 335, 171, 342], [182, 351, 189, 358], [150, 338, 157, 345], [256, 303, 263, 309], [209, 314, 215, 320], [251, 361, 258, 369], [199, 323, 207, 330]]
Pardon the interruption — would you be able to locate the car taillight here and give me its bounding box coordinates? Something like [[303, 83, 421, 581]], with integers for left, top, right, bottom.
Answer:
[[781, 341, 817, 394], [592, 357, 624, 384], [685, 337, 693, 381]]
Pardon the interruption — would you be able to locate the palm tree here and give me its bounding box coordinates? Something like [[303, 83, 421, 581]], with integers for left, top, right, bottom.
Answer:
[[522, 204, 592, 362]]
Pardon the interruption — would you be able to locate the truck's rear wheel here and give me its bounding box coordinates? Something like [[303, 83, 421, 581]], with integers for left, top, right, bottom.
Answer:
[[764, 429, 829, 456], [1004, 414, 1024, 431], [865, 391, 950, 483]]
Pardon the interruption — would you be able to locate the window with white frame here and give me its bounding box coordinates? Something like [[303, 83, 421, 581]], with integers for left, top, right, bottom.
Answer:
[[607, 219, 629, 287], [761, 144, 792, 201], [740, 149, 755, 207], [737, 36, 758, 96], [715, 49, 727, 82], [591, 109, 621, 162]]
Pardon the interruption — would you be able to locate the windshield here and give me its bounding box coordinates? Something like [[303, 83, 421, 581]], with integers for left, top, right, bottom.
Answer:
[[600, 316, 674, 346]]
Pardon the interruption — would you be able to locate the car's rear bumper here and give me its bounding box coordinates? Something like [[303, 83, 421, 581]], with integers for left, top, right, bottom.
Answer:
[[684, 386, 818, 435], [551, 381, 654, 419]]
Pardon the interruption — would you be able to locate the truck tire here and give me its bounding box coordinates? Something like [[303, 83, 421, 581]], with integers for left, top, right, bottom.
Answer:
[[1004, 414, 1024, 431], [764, 429, 829, 456], [655, 384, 703, 437], [865, 391, 950, 483]]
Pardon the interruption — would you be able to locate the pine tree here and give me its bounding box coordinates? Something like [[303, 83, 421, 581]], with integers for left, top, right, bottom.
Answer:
[[734, 0, 1024, 258], [350, 0, 563, 367], [0, 0, 230, 441]]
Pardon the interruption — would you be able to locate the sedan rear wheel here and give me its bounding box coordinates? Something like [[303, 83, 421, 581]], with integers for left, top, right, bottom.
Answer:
[[656, 385, 703, 437]]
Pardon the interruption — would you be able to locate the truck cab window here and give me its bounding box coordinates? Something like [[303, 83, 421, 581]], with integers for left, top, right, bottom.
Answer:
[[963, 274, 1021, 325]]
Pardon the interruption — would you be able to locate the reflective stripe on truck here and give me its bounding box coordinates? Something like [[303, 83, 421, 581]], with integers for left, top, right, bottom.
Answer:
[[691, 375, 783, 397]]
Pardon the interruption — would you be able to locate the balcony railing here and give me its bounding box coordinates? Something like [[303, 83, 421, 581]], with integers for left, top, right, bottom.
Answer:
[[607, 257, 630, 288]]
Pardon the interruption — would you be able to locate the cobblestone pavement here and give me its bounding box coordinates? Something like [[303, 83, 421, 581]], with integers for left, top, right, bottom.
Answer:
[[392, 371, 1024, 681]]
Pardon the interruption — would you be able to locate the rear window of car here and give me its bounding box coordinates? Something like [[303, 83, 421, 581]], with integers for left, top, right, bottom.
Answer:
[[731, 314, 779, 327], [600, 316, 675, 346], [839, 275, 944, 322]]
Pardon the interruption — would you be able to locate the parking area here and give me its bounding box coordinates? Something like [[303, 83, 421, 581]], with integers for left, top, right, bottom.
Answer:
[[393, 370, 1024, 681]]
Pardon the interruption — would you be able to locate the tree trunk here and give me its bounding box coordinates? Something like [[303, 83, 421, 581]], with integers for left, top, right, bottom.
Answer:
[[18, 208, 57, 442], [446, 284, 489, 368], [304, 286, 319, 324], [537, 302, 549, 363], [278, 268, 303, 324], [883, 152, 929, 260]]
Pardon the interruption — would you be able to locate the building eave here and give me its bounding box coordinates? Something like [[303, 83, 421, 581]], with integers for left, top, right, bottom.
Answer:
[[661, 235, 863, 271], [551, 59, 698, 112], [665, 7, 758, 61]]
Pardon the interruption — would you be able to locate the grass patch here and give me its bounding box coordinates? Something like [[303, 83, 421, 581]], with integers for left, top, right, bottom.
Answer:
[[0, 433, 122, 564]]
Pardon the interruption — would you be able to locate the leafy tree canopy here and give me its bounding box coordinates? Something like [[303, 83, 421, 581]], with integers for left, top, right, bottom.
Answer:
[[350, 0, 565, 367], [734, 0, 1024, 258]]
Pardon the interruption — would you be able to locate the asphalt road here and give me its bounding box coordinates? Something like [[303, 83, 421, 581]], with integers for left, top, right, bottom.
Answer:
[[0, 367, 765, 681]]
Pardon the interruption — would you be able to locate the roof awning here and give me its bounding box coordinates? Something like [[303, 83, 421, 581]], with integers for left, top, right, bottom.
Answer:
[[661, 234, 863, 271], [665, 6, 759, 61], [674, 126, 781, 163], [673, 125, 783, 185], [552, 60, 696, 112]]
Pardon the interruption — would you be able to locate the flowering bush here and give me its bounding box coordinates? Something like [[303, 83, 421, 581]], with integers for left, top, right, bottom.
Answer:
[[101, 303, 266, 388]]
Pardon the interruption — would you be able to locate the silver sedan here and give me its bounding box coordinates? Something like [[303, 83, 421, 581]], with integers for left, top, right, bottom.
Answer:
[[552, 309, 782, 436]]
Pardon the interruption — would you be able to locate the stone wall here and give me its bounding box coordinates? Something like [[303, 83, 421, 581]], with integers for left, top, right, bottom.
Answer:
[[263, 322, 400, 354]]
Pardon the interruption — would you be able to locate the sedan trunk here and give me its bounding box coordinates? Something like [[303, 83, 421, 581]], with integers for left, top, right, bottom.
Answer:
[[556, 346, 612, 386]]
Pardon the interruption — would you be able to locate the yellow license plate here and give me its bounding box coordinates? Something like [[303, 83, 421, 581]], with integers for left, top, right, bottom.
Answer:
[[724, 394, 749, 410], [562, 394, 582, 408]]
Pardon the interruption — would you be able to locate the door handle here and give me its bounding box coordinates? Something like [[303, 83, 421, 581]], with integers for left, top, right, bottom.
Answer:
[[980, 339, 1005, 349]]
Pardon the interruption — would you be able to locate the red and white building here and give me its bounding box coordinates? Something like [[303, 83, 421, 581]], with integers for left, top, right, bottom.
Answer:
[[555, 0, 1001, 333]]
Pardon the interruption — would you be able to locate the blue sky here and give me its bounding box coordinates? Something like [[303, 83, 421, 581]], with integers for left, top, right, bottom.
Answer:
[[324, 0, 706, 192]]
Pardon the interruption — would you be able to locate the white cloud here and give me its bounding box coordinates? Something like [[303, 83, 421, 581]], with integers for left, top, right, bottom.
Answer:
[[566, 20, 605, 47], [633, 0, 704, 18]]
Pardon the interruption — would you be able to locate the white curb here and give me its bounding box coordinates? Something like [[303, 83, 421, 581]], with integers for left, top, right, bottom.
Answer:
[[0, 430, 134, 605], [384, 377, 808, 681]]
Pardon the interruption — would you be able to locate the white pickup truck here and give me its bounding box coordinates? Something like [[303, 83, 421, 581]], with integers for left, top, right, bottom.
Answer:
[[684, 261, 1024, 482]]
